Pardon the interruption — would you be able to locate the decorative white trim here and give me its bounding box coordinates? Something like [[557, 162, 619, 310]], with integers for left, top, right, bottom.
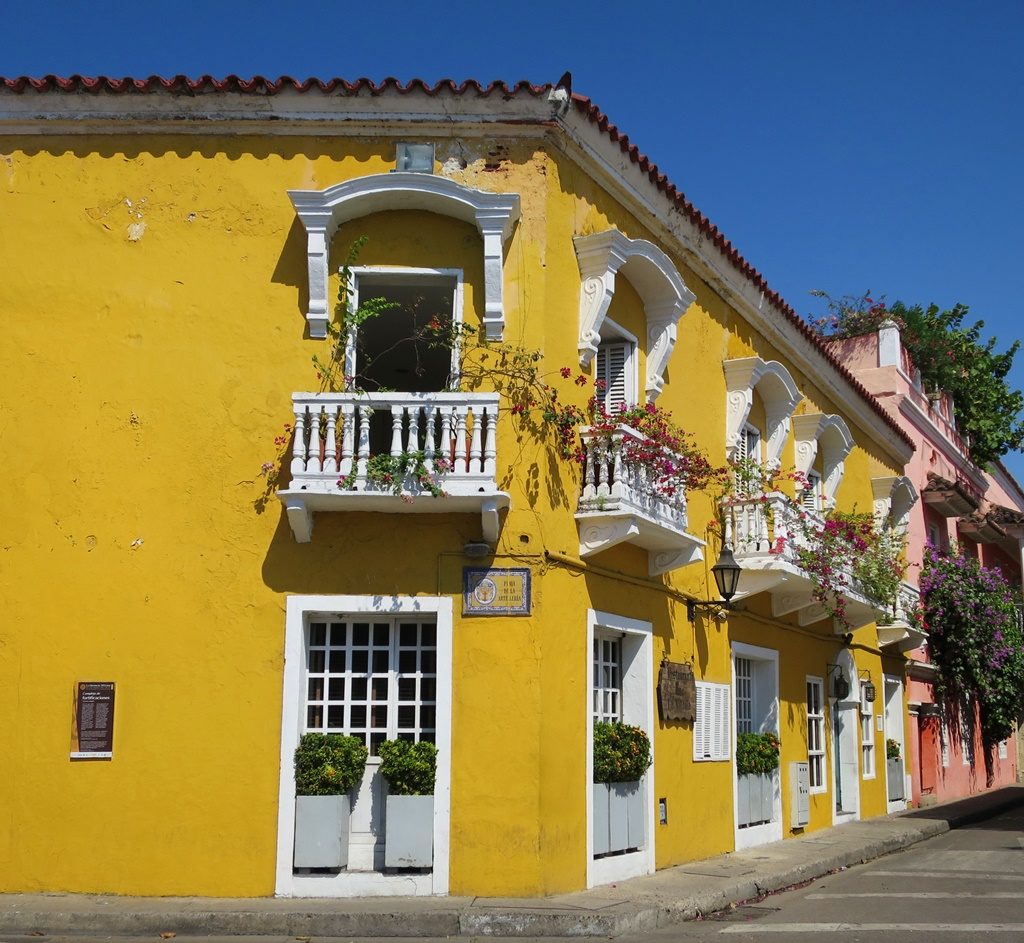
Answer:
[[871, 475, 918, 531], [586, 609, 655, 889], [288, 174, 519, 340], [830, 648, 861, 826], [792, 413, 853, 506], [573, 230, 695, 400], [275, 595, 453, 898], [723, 358, 800, 464], [731, 641, 782, 851]]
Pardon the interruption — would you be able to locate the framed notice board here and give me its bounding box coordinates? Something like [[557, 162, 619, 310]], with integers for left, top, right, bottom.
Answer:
[[70, 681, 115, 759]]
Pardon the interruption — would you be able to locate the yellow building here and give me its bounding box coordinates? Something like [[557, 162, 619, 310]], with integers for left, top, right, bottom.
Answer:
[[0, 74, 917, 899]]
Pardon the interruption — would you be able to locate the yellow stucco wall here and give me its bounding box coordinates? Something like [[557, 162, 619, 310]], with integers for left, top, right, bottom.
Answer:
[[1, 130, 908, 897]]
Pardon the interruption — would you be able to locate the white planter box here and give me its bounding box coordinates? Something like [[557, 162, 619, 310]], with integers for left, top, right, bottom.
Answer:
[[737, 773, 773, 827], [887, 758, 905, 801], [592, 781, 643, 855], [294, 794, 350, 868], [385, 794, 434, 868]]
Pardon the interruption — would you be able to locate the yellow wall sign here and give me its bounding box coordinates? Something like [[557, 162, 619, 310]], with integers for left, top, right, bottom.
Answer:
[[463, 568, 531, 616]]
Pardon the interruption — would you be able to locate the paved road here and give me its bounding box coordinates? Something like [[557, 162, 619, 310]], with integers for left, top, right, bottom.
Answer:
[[5, 806, 1023, 943]]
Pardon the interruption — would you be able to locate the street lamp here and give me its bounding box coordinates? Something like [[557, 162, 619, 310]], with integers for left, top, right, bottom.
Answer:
[[687, 546, 743, 622]]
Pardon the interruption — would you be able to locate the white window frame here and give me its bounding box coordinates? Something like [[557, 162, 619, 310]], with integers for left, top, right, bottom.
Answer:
[[860, 686, 876, 779], [586, 609, 654, 889], [803, 470, 822, 514], [592, 632, 623, 724], [806, 676, 826, 793], [345, 266, 465, 388], [738, 423, 762, 464], [693, 681, 731, 762], [276, 595, 453, 899], [594, 317, 638, 411]]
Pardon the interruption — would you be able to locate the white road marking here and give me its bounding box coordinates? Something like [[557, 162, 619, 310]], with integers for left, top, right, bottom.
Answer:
[[807, 891, 1023, 898], [868, 868, 1024, 881], [720, 924, 1024, 934]]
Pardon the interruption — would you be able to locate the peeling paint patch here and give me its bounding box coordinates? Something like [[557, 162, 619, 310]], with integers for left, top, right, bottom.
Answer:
[[127, 221, 146, 242]]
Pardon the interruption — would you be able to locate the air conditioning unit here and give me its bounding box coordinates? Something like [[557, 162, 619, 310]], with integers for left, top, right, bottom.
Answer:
[[791, 761, 810, 828]]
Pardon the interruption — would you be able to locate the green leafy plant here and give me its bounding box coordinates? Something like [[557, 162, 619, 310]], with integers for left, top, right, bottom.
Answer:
[[364, 450, 453, 497], [735, 731, 780, 776], [809, 291, 1024, 466], [377, 739, 438, 796], [294, 732, 369, 796], [886, 738, 901, 761], [593, 721, 652, 783]]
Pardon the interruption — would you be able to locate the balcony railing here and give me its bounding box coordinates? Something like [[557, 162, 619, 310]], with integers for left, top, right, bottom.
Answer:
[[720, 492, 886, 630], [877, 582, 926, 652], [575, 424, 704, 575], [277, 391, 508, 542]]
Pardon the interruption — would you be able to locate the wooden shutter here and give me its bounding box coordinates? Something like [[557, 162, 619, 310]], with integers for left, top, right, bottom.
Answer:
[[694, 681, 730, 761], [802, 472, 821, 512], [596, 342, 630, 411]]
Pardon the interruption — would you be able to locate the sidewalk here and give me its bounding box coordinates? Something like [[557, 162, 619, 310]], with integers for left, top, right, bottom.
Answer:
[[3, 785, 1022, 938]]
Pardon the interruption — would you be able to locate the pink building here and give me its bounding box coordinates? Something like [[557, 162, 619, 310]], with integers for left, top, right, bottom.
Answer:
[[831, 321, 1023, 805]]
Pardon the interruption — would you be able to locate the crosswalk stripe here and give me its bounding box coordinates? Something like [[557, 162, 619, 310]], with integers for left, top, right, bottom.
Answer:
[[868, 869, 1024, 881], [808, 891, 1022, 899]]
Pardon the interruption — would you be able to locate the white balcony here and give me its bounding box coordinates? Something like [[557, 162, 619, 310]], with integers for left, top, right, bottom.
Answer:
[[575, 424, 705, 576], [722, 493, 887, 631], [877, 582, 927, 652], [277, 392, 509, 543]]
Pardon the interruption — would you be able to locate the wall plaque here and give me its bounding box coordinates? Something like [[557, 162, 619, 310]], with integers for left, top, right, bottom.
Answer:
[[71, 681, 115, 759], [658, 661, 695, 722], [463, 567, 531, 616]]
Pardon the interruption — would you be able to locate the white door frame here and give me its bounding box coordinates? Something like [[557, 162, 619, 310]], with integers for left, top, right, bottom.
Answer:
[[884, 673, 907, 813], [586, 609, 655, 889], [830, 649, 860, 825], [275, 595, 453, 898], [731, 641, 782, 850]]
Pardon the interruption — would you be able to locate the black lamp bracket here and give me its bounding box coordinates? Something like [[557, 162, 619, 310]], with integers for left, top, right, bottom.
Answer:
[[686, 599, 732, 623]]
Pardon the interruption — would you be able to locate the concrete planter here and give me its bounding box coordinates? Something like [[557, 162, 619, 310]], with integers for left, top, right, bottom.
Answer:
[[592, 781, 643, 855], [384, 794, 434, 868], [887, 758, 905, 801], [294, 794, 350, 868], [737, 773, 773, 827]]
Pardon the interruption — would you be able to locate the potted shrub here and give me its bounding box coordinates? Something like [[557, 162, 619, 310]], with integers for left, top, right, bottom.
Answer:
[[735, 731, 779, 828], [293, 732, 368, 869], [592, 721, 652, 856], [886, 738, 905, 801], [378, 738, 438, 868]]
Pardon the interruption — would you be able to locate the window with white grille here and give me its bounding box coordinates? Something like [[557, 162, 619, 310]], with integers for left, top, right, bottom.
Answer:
[[694, 681, 731, 761], [595, 341, 633, 412], [860, 687, 875, 778], [999, 739, 1008, 760], [806, 677, 825, 792], [304, 619, 437, 756], [735, 657, 753, 734], [593, 633, 622, 723]]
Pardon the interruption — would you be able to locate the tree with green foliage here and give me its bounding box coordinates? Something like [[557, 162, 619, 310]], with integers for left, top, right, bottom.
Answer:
[[809, 291, 1024, 467]]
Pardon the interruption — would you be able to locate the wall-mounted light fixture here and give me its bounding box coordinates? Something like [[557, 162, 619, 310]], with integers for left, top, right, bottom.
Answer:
[[395, 142, 435, 173], [860, 670, 876, 702], [687, 546, 742, 622], [827, 663, 850, 700]]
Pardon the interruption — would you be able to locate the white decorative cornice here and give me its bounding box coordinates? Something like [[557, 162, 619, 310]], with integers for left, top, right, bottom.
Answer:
[[723, 358, 800, 462], [288, 173, 520, 339], [573, 230, 695, 400]]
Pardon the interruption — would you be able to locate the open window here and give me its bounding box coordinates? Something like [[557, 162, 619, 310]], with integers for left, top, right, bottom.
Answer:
[[347, 268, 462, 394], [594, 320, 637, 412]]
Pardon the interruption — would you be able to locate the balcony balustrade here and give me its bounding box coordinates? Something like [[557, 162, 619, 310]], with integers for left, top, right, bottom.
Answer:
[[877, 582, 926, 652], [575, 424, 704, 575], [277, 391, 508, 543], [720, 492, 887, 631]]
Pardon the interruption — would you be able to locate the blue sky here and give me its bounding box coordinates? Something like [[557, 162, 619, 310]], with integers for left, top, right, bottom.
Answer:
[[5, 1, 1023, 480]]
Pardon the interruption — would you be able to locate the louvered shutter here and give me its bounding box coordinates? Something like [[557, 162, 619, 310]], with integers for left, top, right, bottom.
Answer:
[[596, 342, 630, 411], [802, 472, 821, 513], [712, 685, 730, 761], [694, 682, 731, 761]]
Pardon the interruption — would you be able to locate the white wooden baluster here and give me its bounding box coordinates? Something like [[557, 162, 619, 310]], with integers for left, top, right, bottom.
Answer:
[[307, 409, 323, 473], [597, 438, 610, 497], [340, 404, 354, 479], [443, 408, 456, 472], [390, 405, 404, 457], [291, 405, 307, 475], [357, 405, 371, 482], [469, 406, 483, 475], [454, 407, 468, 476], [424, 407, 437, 465], [323, 405, 337, 476], [408, 405, 420, 459], [483, 406, 497, 479], [611, 435, 624, 500]]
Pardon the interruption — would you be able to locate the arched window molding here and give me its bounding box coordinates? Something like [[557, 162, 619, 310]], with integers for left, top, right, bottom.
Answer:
[[792, 414, 854, 507], [723, 358, 800, 466], [574, 230, 695, 401], [872, 475, 918, 532], [288, 173, 520, 340]]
